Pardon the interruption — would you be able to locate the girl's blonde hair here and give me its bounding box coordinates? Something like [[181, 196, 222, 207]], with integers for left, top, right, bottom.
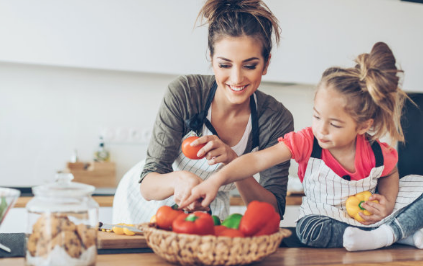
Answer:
[[319, 42, 409, 144], [196, 0, 281, 65]]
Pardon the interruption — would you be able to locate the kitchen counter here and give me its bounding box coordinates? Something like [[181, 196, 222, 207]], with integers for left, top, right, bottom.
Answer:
[[14, 196, 115, 208], [14, 194, 304, 208], [2, 245, 423, 266]]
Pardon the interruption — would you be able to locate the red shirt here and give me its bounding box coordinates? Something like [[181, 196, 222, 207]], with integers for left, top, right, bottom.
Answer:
[[278, 127, 398, 182]]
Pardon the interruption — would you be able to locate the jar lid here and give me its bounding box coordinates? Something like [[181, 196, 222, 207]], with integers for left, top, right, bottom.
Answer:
[[32, 173, 95, 198]]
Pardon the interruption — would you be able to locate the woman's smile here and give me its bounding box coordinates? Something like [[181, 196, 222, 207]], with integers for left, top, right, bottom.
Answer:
[[228, 84, 247, 92]]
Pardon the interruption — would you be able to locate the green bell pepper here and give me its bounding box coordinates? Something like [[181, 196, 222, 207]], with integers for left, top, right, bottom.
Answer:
[[221, 213, 243, 229], [212, 215, 221, 226]]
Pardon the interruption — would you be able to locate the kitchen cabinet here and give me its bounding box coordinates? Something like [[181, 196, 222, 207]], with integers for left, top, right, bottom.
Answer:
[[0, 0, 422, 91]]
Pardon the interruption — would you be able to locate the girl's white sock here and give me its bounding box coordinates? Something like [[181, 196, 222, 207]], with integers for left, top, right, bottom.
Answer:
[[343, 224, 395, 251], [397, 229, 423, 249], [414, 229, 423, 249]]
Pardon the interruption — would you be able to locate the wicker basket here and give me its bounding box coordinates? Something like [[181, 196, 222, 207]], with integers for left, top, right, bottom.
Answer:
[[141, 223, 291, 266]]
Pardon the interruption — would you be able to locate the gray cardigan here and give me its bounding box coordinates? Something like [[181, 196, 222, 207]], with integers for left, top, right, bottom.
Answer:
[[140, 75, 294, 218]]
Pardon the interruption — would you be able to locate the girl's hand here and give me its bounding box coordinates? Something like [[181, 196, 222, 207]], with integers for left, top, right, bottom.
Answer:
[[173, 171, 210, 212], [192, 135, 238, 165], [179, 178, 220, 209], [358, 194, 395, 225]]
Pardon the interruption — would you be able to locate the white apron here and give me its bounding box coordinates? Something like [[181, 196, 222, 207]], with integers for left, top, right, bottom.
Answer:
[[113, 84, 259, 224], [299, 137, 423, 227]]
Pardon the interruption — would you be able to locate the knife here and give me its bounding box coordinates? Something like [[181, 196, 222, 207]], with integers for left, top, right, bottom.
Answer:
[[98, 222, 143, 234]]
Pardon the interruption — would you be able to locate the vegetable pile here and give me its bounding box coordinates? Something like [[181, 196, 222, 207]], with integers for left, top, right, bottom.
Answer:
[[151, 200, 280, 237]]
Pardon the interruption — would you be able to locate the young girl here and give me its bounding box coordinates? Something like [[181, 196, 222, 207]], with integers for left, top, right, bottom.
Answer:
[[182, 42, 423, 251]]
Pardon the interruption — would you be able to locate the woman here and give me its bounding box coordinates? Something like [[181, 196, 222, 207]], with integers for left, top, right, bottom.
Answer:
[[112, 0, 293, 223]]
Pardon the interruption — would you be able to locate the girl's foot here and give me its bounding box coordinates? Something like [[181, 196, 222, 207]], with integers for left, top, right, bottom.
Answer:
[[397, 229, 423, 249], [343, 225, 395, 251]]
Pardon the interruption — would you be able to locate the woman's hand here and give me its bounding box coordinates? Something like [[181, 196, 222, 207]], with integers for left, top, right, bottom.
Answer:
[[192, 135, 238, 165], [179, 177, 221, 209], [358, 194, 395, 225], [173, 171, 210, 213]]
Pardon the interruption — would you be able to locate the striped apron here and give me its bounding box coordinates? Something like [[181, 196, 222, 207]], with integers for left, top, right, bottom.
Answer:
[[113, 83, 259, 224], [299, 137, 423, 227]]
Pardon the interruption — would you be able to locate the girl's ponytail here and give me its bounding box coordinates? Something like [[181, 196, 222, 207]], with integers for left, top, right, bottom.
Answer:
[[355, 42, 408, 143]]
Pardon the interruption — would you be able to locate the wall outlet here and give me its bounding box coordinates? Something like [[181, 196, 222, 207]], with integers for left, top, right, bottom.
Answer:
[[100, 127, 151, 144]]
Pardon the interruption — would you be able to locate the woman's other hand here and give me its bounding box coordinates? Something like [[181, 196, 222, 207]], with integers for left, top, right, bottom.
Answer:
[[358, 194, 394, 225], [179, 177, 220, 209], [193, 135, 238, 165], [173, 171, 210, 212]]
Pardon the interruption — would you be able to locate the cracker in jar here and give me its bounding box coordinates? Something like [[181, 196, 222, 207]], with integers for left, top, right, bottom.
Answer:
[[50, 230, 82, 258], [27, 231, 49, 257], [34, 214, 76, 241], [75, 223, 97, 248]]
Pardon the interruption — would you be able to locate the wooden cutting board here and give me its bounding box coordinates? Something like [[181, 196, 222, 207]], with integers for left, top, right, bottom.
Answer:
[[97, 231, 149, 249]]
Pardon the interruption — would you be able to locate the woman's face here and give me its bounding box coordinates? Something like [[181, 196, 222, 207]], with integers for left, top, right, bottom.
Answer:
[[211, 36, 269, 106]]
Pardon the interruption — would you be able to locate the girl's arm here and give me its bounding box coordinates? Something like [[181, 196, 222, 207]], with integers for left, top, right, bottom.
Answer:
[[376, 167, 399, 211], [180, 141, 292, 208], [360, 167, 399, 224]]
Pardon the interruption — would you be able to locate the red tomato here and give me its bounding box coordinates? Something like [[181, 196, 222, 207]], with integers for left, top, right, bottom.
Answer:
[[181, 136, 206, 160]]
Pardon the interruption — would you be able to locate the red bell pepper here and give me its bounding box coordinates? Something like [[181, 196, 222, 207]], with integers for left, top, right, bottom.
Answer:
[[214, 225, 245, 238], [155, 204, 184, 231], [239, 201, 280, 237], [172, 212, 215, 235]]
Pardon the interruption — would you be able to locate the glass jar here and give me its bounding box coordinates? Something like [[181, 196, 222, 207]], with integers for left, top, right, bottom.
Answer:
[[25, 173, 99, 266]]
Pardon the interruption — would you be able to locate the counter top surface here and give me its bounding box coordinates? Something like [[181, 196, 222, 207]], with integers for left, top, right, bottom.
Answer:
[[2, 245, 423, 266]]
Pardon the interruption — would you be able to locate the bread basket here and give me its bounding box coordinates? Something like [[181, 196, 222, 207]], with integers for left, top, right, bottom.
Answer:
[[141, 223, 291, 266]]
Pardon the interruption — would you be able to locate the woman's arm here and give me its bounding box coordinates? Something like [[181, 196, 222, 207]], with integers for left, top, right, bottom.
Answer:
[[235, 178, 279, 213], [140, 171, 200, 200], [139, 76, 209, 201]]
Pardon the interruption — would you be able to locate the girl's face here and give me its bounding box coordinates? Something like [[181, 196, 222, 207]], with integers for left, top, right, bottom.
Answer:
[[312, 85, 370, 154], [211, 36, 269, 106]]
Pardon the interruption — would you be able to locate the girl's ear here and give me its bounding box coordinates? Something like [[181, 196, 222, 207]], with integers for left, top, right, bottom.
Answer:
[[262, 54, 271, 75], [357, 119, 374, 135]]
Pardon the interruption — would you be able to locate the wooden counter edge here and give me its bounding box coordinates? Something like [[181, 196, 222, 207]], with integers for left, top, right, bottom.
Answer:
[[15, 196, 115, 208], [230, 194, 303, 206], [15, 194, 303, 208]]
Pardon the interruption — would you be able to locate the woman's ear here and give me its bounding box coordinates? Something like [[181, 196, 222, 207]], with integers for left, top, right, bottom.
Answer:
[[357, 119, 374, 135], [262, 54, 271, 75]]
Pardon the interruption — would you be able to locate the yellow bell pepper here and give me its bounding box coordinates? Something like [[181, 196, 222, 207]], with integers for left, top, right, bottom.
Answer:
[[112, 223, 126, 235], [123, 224, 136, 236], [150, 214, 157, 224], [346, 191, 379, 222], [112, 223, 136, 236]]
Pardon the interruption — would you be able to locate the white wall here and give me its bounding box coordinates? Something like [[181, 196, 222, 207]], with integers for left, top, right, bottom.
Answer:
[[1, 0, 422, 187], [0, 62, 314, 187], [0, 63, 175, 186], [0, 0, 422, 91]]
